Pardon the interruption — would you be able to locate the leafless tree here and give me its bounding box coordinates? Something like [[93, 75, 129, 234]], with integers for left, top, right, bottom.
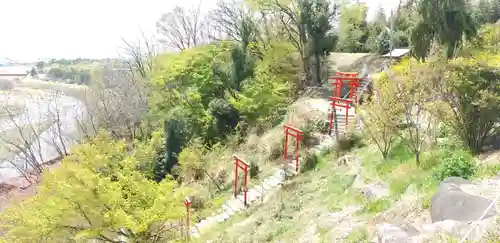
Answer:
[[44, 92, 71, 157], [156, 2, 209, 50], [77, 66, 149, 141], [69, 32, 156, 142], [121, 31, 156, 80], [0, 94, 46, 183], [210, 0, 258, 43]]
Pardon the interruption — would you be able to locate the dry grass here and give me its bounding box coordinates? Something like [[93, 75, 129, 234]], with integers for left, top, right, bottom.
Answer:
[[17, 78, 87, 101], [328, 53, 373, 72]]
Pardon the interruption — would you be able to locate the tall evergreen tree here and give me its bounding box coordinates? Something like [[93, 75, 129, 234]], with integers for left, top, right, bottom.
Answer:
[[367, 5, 392, 54], [337, 4, 370, 53], [154, 115, 189, 182], [490, 0, 500, 22], [411, 0, 478, 61], [303, 0, 337, 85]]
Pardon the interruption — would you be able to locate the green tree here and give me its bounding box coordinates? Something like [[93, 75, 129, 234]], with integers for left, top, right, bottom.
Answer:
[[475, 0, 500, 24], [229, 14, 258, 91], [491, 0, 500, 22], [411, 0, 477, 61], [476, 0, 493, 24], [391, 59, 435, 164], [430, 53, 500, 153], [230, 41, 297, 128], [304, 0, 337, 85], [336, 4, 369, 53], [0, 132, 188, 242], [35, 61, 44, 70], [366, 6, 392, 54], [154, 113, 190, 182], [359, 72, 401, 159], [390, 3, 419, 48], [250, 0, 336, 87], [30, 67, 37, 77]]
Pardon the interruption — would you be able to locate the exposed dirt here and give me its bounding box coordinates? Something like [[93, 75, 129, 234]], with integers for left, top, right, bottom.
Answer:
[[0, 160, 60, 213]]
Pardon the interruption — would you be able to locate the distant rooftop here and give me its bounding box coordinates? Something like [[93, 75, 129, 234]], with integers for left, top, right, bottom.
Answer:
[[0, 66, 32, 75], [382, 48, 410, 59]]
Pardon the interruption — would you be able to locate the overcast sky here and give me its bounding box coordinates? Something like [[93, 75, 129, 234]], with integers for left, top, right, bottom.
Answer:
[[0, 0, 400, 61]]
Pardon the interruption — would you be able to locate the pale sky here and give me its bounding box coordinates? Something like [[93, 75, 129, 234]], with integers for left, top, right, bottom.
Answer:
[[0, 0, 400, 61]]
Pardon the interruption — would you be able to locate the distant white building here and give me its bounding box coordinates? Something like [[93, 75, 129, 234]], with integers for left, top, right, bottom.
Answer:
[[382, 48, 410, 59]]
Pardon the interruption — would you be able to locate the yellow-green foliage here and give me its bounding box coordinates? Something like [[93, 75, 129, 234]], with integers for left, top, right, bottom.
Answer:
[[0, 131, 188, 243], [229, 41, 297, 126], [385, 24, 500, 154], [464, 23, 500, 53], [177, 138, 208, 182], [148, 42, 233, 127], [359, 72, 402, 159]]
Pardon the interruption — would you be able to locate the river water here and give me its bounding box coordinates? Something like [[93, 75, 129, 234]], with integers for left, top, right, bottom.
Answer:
[[0, 89, 86, 182]]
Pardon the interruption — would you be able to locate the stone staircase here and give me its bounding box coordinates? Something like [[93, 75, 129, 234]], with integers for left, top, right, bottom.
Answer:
[[328, 106, 362, 136], [327, 69, 372, 135], [190, 163, 299, 238], [189, 70, 371, 239], [356, 76, 371, 103]]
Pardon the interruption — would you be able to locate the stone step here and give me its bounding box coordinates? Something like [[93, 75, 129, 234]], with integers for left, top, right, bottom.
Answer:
[[222, 204, 235, 216], [262, 179, 273, 191], [283, 163, 299, 176], [267, 176, 281, 187], [254, 185, 265, 195], [328, 122, 362, 130], [247, 188, 261, 202], [189, 163, 301, 238], [226, 198, 245, 212], [332, 115, 360, 120], [272, 170, 286, 183]]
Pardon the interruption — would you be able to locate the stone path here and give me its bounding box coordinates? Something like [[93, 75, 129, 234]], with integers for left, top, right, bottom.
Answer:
[[190, 163, 299, 238], [189, 71, 372, 239]]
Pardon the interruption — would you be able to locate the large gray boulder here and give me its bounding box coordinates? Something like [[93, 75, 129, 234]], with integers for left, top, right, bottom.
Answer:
[[431, 177, 497, 223]]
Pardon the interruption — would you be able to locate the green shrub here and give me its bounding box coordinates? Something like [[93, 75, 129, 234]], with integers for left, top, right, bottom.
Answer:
[[420, 149, 447, 170], [433, 150, 476, 181], [301, 123, 320, 147], [301, 119, 330, 147], [335, 132, 364, 154], [388, 138, 413, 161], [436, 122, 463, 150], [346, 227, 369, 242], [360, 198, 392, 214], [190, 194, 206, 211], [249, 160, 260, 179], [268, 136, 285, 161], [215, 168, 228, 186], [300, 151, 320, 172]]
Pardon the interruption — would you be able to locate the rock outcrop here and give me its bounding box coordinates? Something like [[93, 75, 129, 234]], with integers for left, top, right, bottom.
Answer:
[[431, 177, 496, 222]]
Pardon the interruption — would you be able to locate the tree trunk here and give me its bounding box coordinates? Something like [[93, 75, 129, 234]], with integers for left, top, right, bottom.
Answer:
[[314, 54, 321, 86]]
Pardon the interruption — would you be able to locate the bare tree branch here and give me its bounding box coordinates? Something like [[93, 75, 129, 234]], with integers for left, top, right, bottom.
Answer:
[[156, 2, 209, 50]]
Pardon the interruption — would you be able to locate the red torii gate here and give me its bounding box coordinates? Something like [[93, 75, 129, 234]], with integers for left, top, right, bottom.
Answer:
[[336, 71, 359, 77], [184, 197, 192, 240], [328, 96, 353, 134], [233, 155, 249, 206], [283, 124, 304, 172], [330, 76, 362, 102]]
